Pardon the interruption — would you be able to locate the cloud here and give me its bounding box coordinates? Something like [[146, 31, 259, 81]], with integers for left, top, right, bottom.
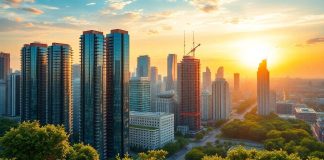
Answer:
[[188, 0, 220, 13], [148, 29, 158, 35], [40, 5, 59, 10], [21, 7, 44, 15], [15, 17, 23, 22], [24, 22, 34, 27], [307, 37, 324, 44], [86, 2, 96, 6], [102, 0, 135, 14], [62, 16, 90, 25], [162, 25, 173, 31]]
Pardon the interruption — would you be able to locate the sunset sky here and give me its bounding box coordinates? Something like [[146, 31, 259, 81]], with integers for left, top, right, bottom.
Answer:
[[0, 0, 324, 79]]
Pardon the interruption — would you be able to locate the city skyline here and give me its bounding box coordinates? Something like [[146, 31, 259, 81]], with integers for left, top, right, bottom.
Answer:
[[1, 0, 324, 78]]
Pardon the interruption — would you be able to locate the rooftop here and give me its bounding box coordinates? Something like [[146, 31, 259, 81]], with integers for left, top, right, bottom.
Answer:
[[83, 30, 103, 35], [157, 90, 175, 98], [111, 29, 128, 34], [130, 111, 173, 118], [295, 107, 316, 114], [129, 125, 158, 131]]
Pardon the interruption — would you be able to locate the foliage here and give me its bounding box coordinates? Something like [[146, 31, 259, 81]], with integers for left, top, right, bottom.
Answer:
[[185, 149, 205, 160], [221, 113, 324, 159], [0, 121, 99, 160], [236, 98, 256, 114], [162, 137, 188, 156], [138, 150, 168, 160], [185, 141, 232, 160], [214, 120, 227, 128], [0, 117, 18, 137], [195, 132, 204, 141], [67, 143, 99, 160]]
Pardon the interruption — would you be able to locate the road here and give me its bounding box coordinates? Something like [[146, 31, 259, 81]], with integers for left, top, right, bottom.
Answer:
[[168, 103, 257, 160]]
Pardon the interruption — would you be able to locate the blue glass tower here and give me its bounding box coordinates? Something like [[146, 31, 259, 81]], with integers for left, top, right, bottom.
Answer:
[[47, 43, 73, 134], [106, 29, 129, 158], [21, 43, 48, 124], [80, 30, 106, 158]]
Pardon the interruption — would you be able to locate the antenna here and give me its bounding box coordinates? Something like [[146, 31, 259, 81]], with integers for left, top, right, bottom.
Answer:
[[192, 31, 195, 57], [184, 30, 186, 56]]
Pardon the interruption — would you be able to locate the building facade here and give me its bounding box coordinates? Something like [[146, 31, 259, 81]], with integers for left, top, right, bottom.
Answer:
[[257, 60, 270, 116], [155, 90, 176, 113], [178, 56, 200, 132], [136, 55, 150, 78], [234, 73, 240, 91], [202, 67, 211, 92], [201, 90, 212, 121], [130, 77, 150, 112], [7, 71, 20, 117], [106, 29, 129, 158], [129, 111, 174, 150], [80, 30, 106, 158], [166, 54, 177, 91], [47, 43, 73, 134], [21, 43, 48, 124], [212, 68, 231, 120], [0, 52, 10, 115], [150, 66, 159, 111], [72, 64, 81, 142]]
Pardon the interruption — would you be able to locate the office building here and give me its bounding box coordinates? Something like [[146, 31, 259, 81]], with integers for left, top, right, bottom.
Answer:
[[276, 101, 294, 114], [166, 54, 177, 91], [234, 73, 240, 91], [178, 56, 200, 132], [129, 111, 174, 150], [72, 64, 81, 142], [257, 59, 270, 116], [155, 90, 176, 113], [136, 55, 150, 78], [150, 66, 159, 110], [130, 77, 150, 112], [212, 67, 231, 120], [202, 67, 211, 92], [21, 43, 47, 124], [0, 52, 10, 115], [270, 91, 277, 113], [201, 90, 212, 121], [47, 43, 73, 134], [106, 29, 129, 158], [294, 106, 317, 123], [80, 30, 106, 158], [7, 71, 20, 117]]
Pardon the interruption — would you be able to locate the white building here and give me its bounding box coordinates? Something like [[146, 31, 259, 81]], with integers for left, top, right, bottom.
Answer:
[[129, 111, 174, 150], [212, 67, 231, 120], [201, 90, 212, 121]]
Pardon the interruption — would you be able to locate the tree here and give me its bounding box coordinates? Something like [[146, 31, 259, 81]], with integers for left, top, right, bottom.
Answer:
[[138, 150, 168, 160], [185, 149, 205, 160], [0, 117, 18, 136], [195, 132, 204, 141], [0, 121, 70, 160], [67, 143, 99, 160], [201, 155, 224, 160]]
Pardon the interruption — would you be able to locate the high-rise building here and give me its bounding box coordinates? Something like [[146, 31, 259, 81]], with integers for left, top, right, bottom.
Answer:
[[129, 111, 174, 150], [21, 43, 47, 124], [270, 91, 276, 113], [257, 59, 270, 116], [166, 54, 177, 91], [202, 67, 211, 92], [155, 90, 176, 113], [234, 73, 240, 91], [0, 52, 10, 115], [212, 67, 231, 120], [72, 64, 81, 142], [80, 30, 106, 158], [136, 55, 150, 78], [7, 71, 20, 117], [178, 56, 200, 132], [106, 29, 129, 158], [201, 90, 212, 121], [150, 66, 159, 111], [130, 77, 150, 112], [47, 43, 73, 134]]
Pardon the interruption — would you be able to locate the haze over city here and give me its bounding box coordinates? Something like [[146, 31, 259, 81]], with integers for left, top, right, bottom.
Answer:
[[1, 0, 324, 78]]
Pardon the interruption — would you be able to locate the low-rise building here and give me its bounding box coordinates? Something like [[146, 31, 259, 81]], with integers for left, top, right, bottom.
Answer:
[[276, 101, 294, 115], [294, 106, 317, 123], [129, 111, 174, 150], [313, 114, 324, 142]]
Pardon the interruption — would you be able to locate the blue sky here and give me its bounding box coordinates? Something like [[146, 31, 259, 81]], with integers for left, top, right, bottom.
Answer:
[[1, 0, 324, 78]]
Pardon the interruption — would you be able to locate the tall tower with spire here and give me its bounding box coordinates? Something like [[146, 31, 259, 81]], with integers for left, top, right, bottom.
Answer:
[[257, 59, 270, 115]]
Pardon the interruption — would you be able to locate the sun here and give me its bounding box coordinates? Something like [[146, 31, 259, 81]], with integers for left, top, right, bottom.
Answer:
[[235, 39, 278, 68]]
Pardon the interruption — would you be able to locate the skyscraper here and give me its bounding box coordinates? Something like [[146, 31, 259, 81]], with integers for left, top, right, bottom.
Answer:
[[72, 64, 81, 142], [201, 90, 212, 121], [234, 73, 240, 91], [257, 59, 270, 116], [136, 55, 150, 78], [166, 54, 177, 91], [178, 56, 200, 132], [202, 67, 211, 92], [150, 66, 159, 110], [130, 77, 150, 112], [106, 29, 129, 158], [21, 43, 47, 124], [80, 30, 106, 157], [7, 71, 21, 117], [212, 67, 231, 120], [47, 43, 73, 134], [0, 52, 10, 115]]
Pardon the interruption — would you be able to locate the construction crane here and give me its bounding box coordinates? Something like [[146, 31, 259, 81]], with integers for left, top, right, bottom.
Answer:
[[186, 43, 201, 57]]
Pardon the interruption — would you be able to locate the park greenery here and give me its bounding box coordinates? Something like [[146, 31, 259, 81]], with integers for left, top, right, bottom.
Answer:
[[220, 112, 324, 159], [162, 136, 189, 156], [235, 98, 256, 114], [185, 142, 232, 160], [116, 150, 168, 160], [0, 117, 18, 137]]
